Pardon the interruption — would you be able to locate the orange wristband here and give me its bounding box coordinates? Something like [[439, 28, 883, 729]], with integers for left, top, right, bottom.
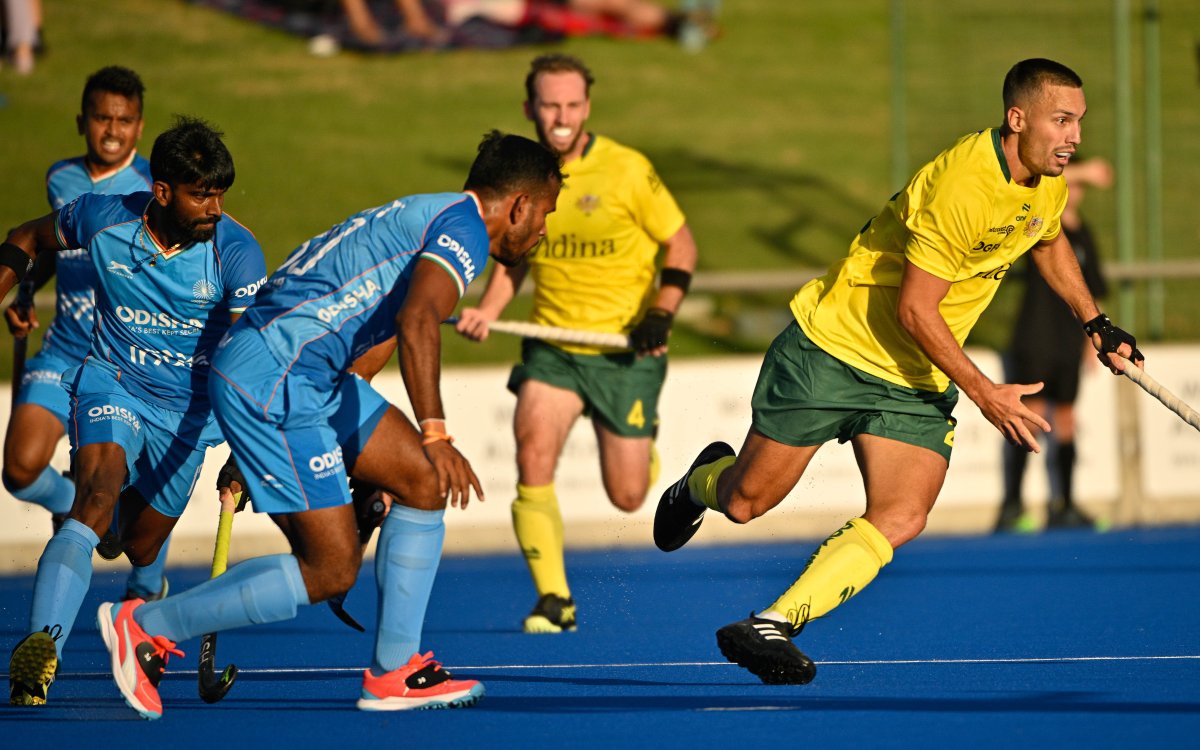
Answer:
[[421, 430, 453, 447]]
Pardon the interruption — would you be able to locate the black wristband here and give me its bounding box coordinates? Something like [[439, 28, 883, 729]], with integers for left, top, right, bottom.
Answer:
[[0, 243, 33, 283], [660, 267, 692, 294]]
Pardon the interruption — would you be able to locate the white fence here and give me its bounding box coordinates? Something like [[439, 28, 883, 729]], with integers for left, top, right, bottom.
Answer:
[[2, 346, 1200, 574]]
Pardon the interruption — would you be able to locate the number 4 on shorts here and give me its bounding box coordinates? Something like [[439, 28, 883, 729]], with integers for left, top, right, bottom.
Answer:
[[625, 400, 645, 430]]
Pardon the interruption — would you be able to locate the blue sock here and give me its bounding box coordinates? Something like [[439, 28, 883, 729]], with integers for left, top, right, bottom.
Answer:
[[372, 505, 445, 675], [124, 533, 172, 598], [30, 518, 98, 658], [136, 553, 310, 644], [5, 466, 74, 515]]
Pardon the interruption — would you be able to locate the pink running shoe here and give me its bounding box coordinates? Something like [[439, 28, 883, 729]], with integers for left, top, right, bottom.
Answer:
[[97, 599, 183, 720], [356, 652, 484, 711]]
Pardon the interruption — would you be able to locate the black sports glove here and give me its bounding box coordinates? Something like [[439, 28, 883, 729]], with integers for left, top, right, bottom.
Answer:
[[1083, 313, 1144, 366], [629, 307, 673, 352], [216, 454, 251, 512]]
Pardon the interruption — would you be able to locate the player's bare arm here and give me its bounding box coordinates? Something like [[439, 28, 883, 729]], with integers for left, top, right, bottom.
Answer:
[[1028, 231, 1141, 374], [348, 337, 399, 381], [455, 259, 530, 341], [634, 223, 699, 357], [653, 224, 698, 315], [0, 214, 62, 304], [897, 260, 1049, 451], [4, 252, 58, 337], [397, 257, 484, 508]]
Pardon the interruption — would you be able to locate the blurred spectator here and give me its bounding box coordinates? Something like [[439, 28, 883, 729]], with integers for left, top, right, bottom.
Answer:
[[995, 155, 1113, 533], [445, 0, 719, 49], [2, 0, 38, 74], [341, 0, 449, 47], [187, 0, 715, 53]]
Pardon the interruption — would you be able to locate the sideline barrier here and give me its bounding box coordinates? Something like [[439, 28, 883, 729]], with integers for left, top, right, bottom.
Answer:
[[2, 348, 1200, 574]]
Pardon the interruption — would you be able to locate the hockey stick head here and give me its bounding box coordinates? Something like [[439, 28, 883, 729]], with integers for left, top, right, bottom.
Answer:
[[198, 632, 238, 703], [327, 593, 366, 632]]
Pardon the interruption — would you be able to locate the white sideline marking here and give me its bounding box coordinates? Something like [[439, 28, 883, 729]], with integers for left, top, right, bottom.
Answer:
[[44, 654, 1200, 679]]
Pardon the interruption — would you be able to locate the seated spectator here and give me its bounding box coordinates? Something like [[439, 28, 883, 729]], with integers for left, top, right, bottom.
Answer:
[[445, 0, 719, 49]]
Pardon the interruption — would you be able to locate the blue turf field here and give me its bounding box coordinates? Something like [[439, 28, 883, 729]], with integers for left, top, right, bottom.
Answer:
[[4, 526, 1200, 747]]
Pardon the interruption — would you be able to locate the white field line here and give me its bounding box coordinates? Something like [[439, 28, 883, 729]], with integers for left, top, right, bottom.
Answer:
[[45, 653, 1200, 679]]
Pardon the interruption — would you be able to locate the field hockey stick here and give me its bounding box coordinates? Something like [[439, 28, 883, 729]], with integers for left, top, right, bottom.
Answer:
[[10, 279, 35, 408], [446, 317, 631, 349], [325, 484, 389, 632], [1118, 355, 1200, 433], [198, 491, 239, 703]]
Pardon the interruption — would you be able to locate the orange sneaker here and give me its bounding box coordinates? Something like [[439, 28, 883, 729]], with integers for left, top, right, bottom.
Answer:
[[356, 652, 484, 711], [97, 599, 183, 720]]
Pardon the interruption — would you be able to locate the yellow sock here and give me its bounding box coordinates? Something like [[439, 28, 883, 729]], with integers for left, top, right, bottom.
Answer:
[[765, 517, 894, 631], [687, 455, 736, 511], [511, 482, 570, 598]]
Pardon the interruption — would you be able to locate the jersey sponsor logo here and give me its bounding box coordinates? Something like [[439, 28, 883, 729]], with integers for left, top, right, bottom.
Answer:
[[21, 368, 63, 386], [127, 345, 209, 369], [60, 248, 88, 260], [315, 278, 382, 324], [971, 241, 1001, 254], [115, 306, 202, 333], [436, 233, 477, 284], [307, 447, 344, 480], [970, 263, 1011, 281], [85, 404, 142, 432], [106, 260, 134, 279], [232, 277, 266, 300], [1023, 216, 1044, 238], [987, 225, 1015, 236], [529, 234, 617, 260]]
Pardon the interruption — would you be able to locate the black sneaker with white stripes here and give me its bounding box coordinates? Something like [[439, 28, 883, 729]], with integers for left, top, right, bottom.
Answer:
[[653, 441, 734, 552], [715, 613, 816, 685]]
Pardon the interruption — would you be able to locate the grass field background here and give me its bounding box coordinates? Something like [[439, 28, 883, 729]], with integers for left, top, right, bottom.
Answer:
[[1, 0, 1196, 370]]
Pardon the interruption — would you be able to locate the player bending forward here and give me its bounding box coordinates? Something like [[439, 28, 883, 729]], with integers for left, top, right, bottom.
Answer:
[[88, 131, 562, 718]]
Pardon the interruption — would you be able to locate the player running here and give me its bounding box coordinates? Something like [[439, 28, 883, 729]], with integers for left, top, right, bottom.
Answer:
[[456, 54, 698, 634], [653, 58, 1143, 684], [90, 131, 562, 719], [4, 65, 174, 600], [3, 117, 265, 707]]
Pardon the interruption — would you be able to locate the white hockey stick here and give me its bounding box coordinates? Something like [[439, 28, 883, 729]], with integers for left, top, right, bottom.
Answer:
[[448, 318, 630, 349], [1119, 356, 1200, 433]]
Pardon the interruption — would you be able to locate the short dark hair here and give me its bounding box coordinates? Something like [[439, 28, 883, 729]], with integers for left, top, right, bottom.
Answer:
[[1003, 58, 1083, 110], [81, 65, 145, 115], [149, 116, 235, 190], [524, 53, 595, 103], [463, 130, 562, 199]]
